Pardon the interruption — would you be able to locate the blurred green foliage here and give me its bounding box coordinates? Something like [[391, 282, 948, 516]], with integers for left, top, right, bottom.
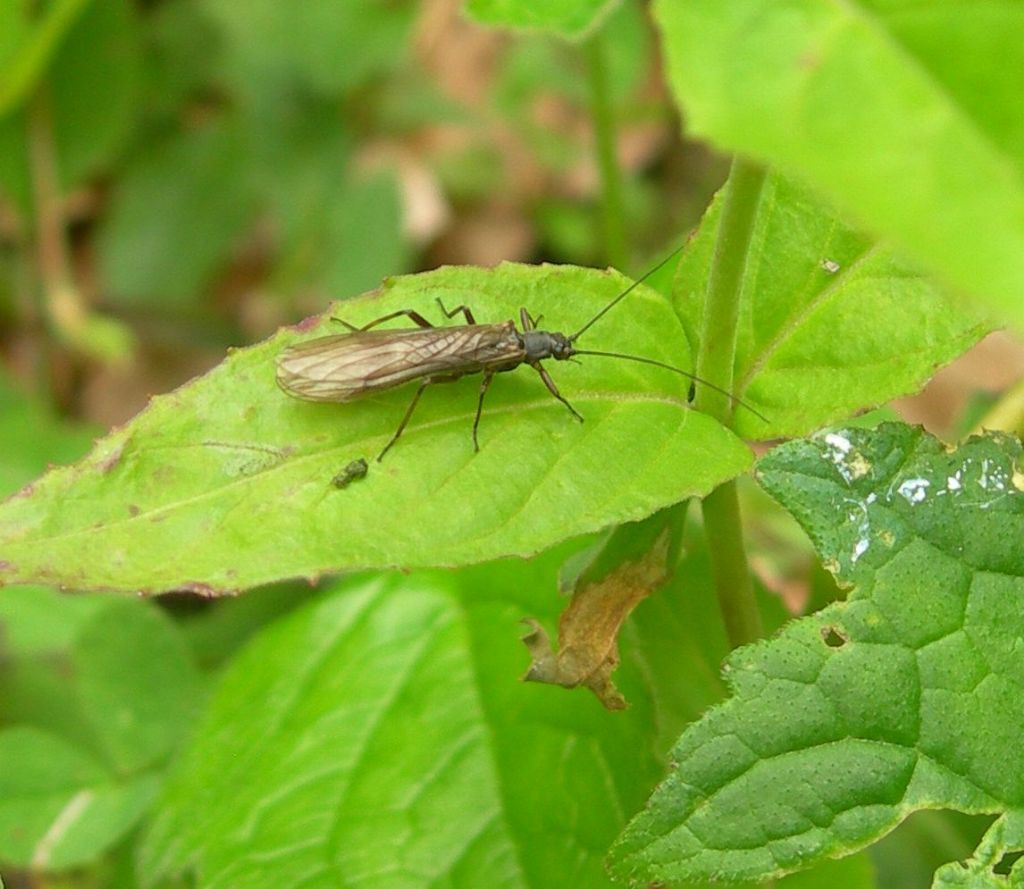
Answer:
[[0, 1, 1018, 887], [0, 1, 684, 883], [0, 0, 677, 334]]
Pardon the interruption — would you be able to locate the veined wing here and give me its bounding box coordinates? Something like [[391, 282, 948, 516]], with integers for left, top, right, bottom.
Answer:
[[276, 322, 524, 402]]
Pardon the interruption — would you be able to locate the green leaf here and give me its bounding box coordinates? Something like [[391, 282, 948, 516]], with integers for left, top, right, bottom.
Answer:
[[0, 263, 752, 594], [97, 118, 257, 305], [137, 542, 874, 889], [652, 1, 1024, 328], [777, 854, 876, 889], [0, 585, 106, 658], [73, 598, 205, 773], [0, 0, 93, 117], [269, 151, 409, 301], [872, 811, 991, 889], [0, 594, 203, 775], [465, 0, 621, 40], [610, 423, 1024, 886], [0, 0, 141, 209], [201, 0, 417, 98], [677, 171, 989, 440], [0, 727, 159, 870], [0, 591, 203, 870], [317, 172, 409, 298], [139, 0, 223, 122], [0, 374, 95, 498], [140, 557, 668, 888]]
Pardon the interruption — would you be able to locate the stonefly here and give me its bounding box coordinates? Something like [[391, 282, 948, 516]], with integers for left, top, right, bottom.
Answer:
[[276, 252, 766, 462]]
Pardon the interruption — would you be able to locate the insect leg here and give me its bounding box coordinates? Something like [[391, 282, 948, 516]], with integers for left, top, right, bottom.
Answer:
[[331, 309, 437, 332], [532, 363, 584, 423], [377, 380, 432, 462], [375, 373, 463, 461], [472, 372, 496, 451], [436, 298, 476, 325], [519, 307, 542, 331]]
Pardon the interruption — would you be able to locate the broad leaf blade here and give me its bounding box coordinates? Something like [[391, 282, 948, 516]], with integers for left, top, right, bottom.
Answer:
[[139, 559, 667, 889], [0, 263, 751, 594], [653, 1, 1024, 327], [0, 727, 159, 870], [676, 171, 989, 440], [137, 542, 876, 889], [610, 424, 1024, 886]]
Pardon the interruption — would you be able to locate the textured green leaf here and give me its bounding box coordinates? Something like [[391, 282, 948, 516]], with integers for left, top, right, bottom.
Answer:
[[653, 0, 1024, 327], [676, 171, 989, 440], [0, 263, 752, 594], [138, 541, 872, 889], [465, 0, 620, 39], [610, 424, 1024, 886], [0, 727, 159, 870]]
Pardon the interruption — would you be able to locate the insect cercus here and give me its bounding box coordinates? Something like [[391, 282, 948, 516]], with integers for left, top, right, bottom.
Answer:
[[276, 250, 765, 462]]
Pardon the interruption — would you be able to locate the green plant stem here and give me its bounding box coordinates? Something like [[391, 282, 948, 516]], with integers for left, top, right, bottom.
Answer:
[[702, 481, 761, 647], [27, 85, 133, 365], [27, 87, 81, 338], [696, 158, 766, 649], [694, 159, 764, 422], [584, 33, 627, 271]]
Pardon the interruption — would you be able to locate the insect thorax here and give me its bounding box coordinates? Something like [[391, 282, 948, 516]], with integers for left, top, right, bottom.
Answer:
[[522, 330, 573, 362]]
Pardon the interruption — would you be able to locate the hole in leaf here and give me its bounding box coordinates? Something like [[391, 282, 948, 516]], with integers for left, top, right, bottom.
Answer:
[[821, 625, 848, 648], [996, 850, 1023, 875]]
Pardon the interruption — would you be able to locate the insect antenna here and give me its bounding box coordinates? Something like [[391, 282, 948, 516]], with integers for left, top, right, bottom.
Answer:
[[571, 348, 769, 423], [568, 244, 685, 343]]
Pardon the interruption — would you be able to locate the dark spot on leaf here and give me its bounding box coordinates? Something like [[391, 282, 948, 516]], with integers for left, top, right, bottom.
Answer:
[[292, 314, 324, 333], [0, 560, 14, 572], [333, 458, 369, 489], [128, 504, 140, 516], [997, 850, 1023, 874], [821, 625, 847, 648], [99, 443, 125, 473]]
